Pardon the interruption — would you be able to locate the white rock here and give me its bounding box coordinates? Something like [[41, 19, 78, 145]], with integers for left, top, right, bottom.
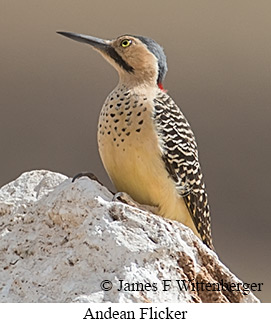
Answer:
[[0, 170, 259, 303]]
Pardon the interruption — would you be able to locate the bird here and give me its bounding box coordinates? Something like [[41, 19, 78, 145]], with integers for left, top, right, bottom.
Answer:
[[57, 31, 214, 250]]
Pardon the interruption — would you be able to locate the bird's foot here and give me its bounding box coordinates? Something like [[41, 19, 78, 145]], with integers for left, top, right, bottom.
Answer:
[[113, 192, 158, 214], [72, 172, 103, 186], [113, 192, 139, 208]]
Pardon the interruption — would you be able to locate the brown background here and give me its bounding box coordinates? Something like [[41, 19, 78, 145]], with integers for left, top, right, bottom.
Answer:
[[1, 0, 270, 302]]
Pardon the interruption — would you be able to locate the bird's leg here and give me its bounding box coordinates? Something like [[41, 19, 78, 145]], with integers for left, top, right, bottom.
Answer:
[[113, 192, 159, 214]]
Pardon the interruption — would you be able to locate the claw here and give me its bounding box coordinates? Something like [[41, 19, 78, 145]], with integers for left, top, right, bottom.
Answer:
[[72, 172, 102, 185], [113, 192, 139, 208], [113, 192, 159, 214]]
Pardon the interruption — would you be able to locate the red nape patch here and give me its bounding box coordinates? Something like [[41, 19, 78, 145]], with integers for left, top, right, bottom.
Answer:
[[158, 83, 167, 92]]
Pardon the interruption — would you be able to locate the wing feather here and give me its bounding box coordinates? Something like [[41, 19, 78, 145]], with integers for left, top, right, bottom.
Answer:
[[153, 92, 213, 249]]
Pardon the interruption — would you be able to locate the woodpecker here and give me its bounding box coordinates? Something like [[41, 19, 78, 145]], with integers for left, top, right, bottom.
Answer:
[[57, 31, 214, 249]]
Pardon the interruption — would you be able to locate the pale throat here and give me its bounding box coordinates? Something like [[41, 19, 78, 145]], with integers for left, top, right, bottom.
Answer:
[[117, 56, 159, 91]]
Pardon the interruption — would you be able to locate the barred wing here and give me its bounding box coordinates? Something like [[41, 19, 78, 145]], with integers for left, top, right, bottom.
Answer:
[[153, 92, 213, 249]]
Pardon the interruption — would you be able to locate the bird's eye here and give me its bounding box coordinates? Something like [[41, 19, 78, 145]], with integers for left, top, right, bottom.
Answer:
[[121, 39, 132, 48]]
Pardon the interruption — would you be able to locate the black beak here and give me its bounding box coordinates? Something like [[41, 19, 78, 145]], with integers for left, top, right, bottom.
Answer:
[[57, 31, 134, 73], [57, 31, 109, 51]]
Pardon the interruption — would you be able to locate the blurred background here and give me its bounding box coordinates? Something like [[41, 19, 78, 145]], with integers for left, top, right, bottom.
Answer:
[[1, 0, 270, 302]]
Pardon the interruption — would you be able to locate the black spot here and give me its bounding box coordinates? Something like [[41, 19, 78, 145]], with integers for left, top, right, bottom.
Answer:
[[121, 139, 125, 142], [140, 103, 143, 107], [160, 114, 168, 121], [117, 103, 122, 107], [106, 120, 109, 123], [162, 155, 178, 183], [137, 112, 141, 117], [167, 140, 175, 148], [110, 97, 113, 100], [125, 106, 130, 110], [113, 138, 116, 141], [143, 98, 147, 101], [136, 128, 141, 132], [118, 133, 121, 136], [117, 144, 119, 147], [168, 129, 176, 136], [127, 111, 132, 116], [99, 124, 102, 127], [125, 101, 130, 105], [124, 92, 129, 96], [110, 105, 113, 108], [114, 126, 117, 131], [172, 161, 178, 169], [114, 119, 120, 123], [119, 111, 124, 115], [122, 128, 126, 132], [143, 107, 147, 111], [126, 132, 130, 136], [110, 113, 115, 118], [116, 94, 119, 98], [107, 131, 111, 135], [138, 120, 144, 125]]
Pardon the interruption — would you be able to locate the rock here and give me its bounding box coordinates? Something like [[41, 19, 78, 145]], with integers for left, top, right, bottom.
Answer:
[[0, 170, 259, 303]]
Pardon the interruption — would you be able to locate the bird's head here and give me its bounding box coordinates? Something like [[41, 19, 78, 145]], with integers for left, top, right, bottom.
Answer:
[[57, 31, 168, 90]]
